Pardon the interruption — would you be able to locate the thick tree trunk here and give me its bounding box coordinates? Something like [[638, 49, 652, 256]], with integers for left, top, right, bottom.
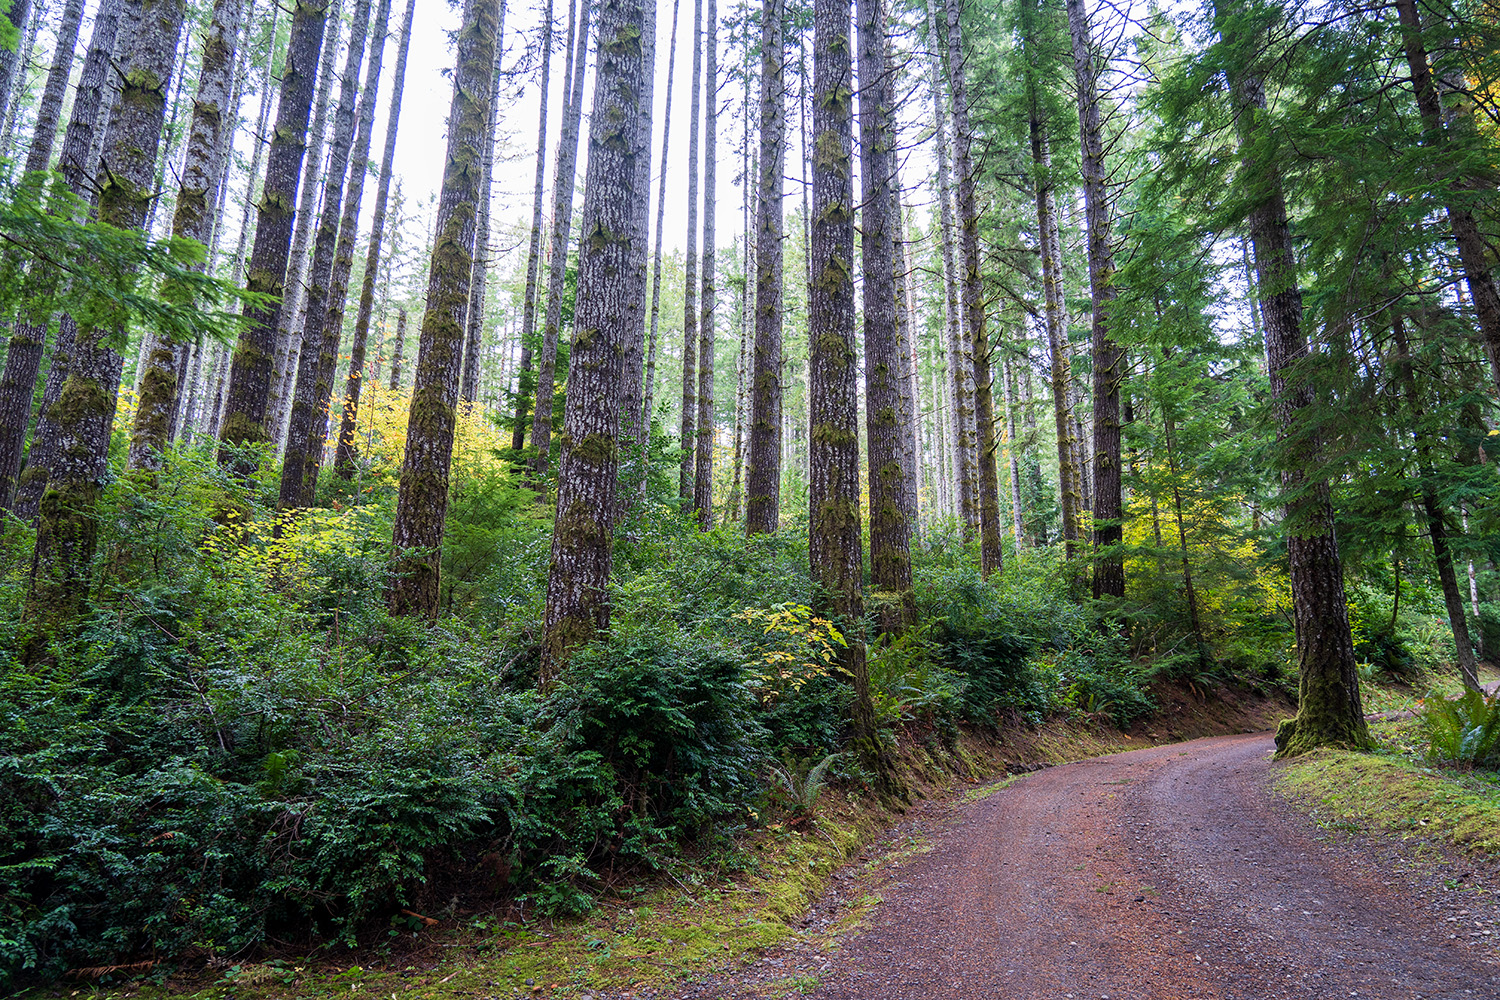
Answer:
[[461, 0, 507, 407], [507, 0, 553, 452], [810, 0, 892, 795], [945, 0, 1001, 576], [335, 0, 415, 477], [269, 0, 345, 450], [21, 0, 85, 175], [1064, 0, 1123, 601], [540, 0, 647, 676], [691, 0, 717, 526], [528, 0, 590, 490], [1392, 0, 1500, 397], [386, 0, 499, 617], [0, 0, 122, 512], [617, 0, 657, 495], [218, 0, 331, 474], [858, 0, 913, 624], [745, 0, 782, 535], [925, 0, 973, 536], [638, 0, 681, 496], [1216, 4, 1368, 756], [30, 0, 184, 623], [128, 0, 245, 473], [278, 0, 374, 507], [678, 0, 702, 500]]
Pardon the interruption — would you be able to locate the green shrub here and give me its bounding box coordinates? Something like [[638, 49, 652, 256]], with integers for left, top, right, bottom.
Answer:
[[1420, 690, 1500, 768]]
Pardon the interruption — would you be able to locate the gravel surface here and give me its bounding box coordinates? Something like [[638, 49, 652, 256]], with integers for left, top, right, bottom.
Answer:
[[673, 733, 1500, 1000]]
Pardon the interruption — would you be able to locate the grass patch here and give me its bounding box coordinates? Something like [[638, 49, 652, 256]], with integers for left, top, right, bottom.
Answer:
[[1275, 745, 1500, 856], [961, 774, 1021, 803]]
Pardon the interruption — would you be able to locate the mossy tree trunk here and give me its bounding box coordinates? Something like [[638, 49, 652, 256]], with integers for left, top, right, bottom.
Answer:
[[461, 1, 507, 407], [539, 0, 647, 678], [616, 0, 656, 500], [528, 0, 591, 492], [29, 0, 185, 628], [810, 0, 894, 795], [1214, 2, 1369, 756], [218, 0, 331, 475], [945, 0, 1002, 578], [278, 0, 375, 508], [23, 0, 86, 175], [692, 0, 717, 528], [745, 0, 782, 536], [1064, 0, 1124, 602], [0, 0, 32, 124], [507, 0, 552, 452], [335, 0, 416, 478], [858, 0, 913, 628], [678, 0, 702, 501], [128, 0, 245, 473], [0, 0, 122, 512], [387, 0, 499, 618]]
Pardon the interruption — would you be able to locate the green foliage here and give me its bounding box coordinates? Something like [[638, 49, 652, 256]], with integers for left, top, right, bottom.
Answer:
[[1420, 691, 1500, 769], [766, 752, 842, 823]]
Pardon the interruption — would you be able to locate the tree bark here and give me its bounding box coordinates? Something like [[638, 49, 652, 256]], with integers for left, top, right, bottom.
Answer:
[[386, 0, 499, 617], [30, 0, 184, 623], [528, 0, 590, 490], [387, 306, 406, 389], [745, 0, 782, 535], [0, 0, 33, 130], [128, 0, 245, 473], [859, 0, 913, 624], [1064, 0, 1123, 601], [218, 0, 331, 474], [540, 0, 646, 676], [811, 0, 891, 794], [617, 0, 657, 496], [335, 0, 415, 477], [0, 0, 122, 512], [269, 0, 345, 450], [507, 0, 554, 452], [461, 0, 507, 407], [678, 0, 702, 500], [1216, 2, 1369, 756], [691, 0, 717, 526], [945, 0, 1001, 576], [21, 0, 85, 175]]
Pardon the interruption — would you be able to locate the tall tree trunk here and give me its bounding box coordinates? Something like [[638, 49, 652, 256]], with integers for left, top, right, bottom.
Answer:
[[387, 306, 406, 389], [528, 0, 590, 490], [678, 0, 702, 500], [1389, 313, 1481, 691], [639, 0, 681, 495], [269, 0, 345, 450], [1064, 0, 1123, 600], [1002, 346, 1025, 545], [302, 0, 398, 496], [945, 0, 1001, 576], [892, 163, 920, 533], [21, 0, 85, 175], [1393, 0, 1500, 398], [0, 0, 121, 512], [925, 0, 973, 536], [128, 0, 245, 472], [508, 0, 555, 452], [810, 0, 891, 794], [745, 0, 782, 535], [462, 0, 507, 407], [29, 0, 184, 625], [335, 0, 415, 477], [0, 0, 33, 128], [540, 0, 647, 676], [1216, 3, 1368, 755], [387, 0, 499, 617], [691, 0, 717, 526], [218, 0, 331, 474], [859, 0, 913, 623], [617, 0, 657, 498], [278, 0, 374, 507]]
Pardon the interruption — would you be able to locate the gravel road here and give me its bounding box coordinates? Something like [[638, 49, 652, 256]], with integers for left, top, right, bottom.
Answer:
[[680, 733, 1500, 1000]]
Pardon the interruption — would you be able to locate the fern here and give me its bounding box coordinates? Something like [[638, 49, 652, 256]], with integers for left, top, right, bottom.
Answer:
[[1420, 690, 1500, 767]]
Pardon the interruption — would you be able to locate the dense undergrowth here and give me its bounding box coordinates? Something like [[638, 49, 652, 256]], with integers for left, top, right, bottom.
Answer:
[[0, 420, 1489, 988]]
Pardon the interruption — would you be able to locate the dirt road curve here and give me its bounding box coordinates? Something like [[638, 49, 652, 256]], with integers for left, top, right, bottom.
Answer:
[[690, 733, 1500, 1000]]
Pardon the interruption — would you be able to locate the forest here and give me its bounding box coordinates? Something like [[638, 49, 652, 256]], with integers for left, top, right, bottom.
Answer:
[[0, 0, 1497, 988]]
